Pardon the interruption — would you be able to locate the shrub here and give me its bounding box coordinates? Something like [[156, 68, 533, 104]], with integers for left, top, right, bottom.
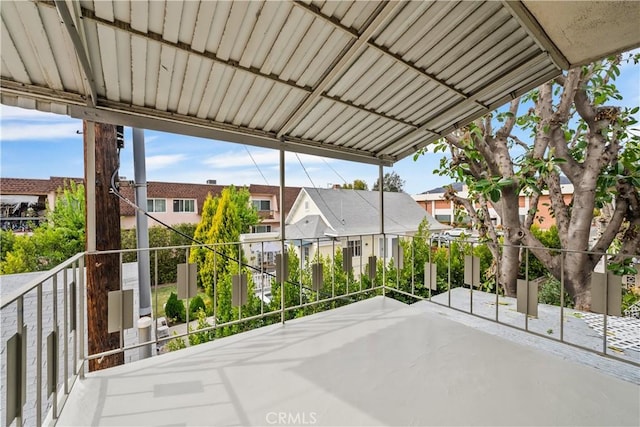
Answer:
[[537, 276, 573, 308], [166, 332, 186, 352], [189, 295, 206, 317], [165, 292, 186, 323], [120, 223, 196, 284], [188, 308, 215, 346]]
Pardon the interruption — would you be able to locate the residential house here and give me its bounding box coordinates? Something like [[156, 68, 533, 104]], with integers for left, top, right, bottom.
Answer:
[[0, 177, 300, 233], [0, 177, 82, 232], [412, 179, 574, 230], [282, 187, 449, 275]]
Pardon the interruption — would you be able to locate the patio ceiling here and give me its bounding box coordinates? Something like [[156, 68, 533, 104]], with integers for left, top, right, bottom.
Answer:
[[1, 1, 639, 166]]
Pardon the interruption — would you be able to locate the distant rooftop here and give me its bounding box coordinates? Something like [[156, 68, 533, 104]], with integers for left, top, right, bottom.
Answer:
[[421, 176, 571, 194]]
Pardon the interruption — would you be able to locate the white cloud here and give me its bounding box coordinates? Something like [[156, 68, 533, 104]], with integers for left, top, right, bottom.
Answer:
[[0, 105, 71, 122], [146, 154, 187, 171], [0, 122, 82, 141]]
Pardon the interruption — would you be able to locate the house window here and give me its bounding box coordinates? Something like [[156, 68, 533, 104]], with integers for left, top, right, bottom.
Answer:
[[173, 199, 195, 213], [252, 200, 271, 211], [147, 199, 166, 213], [435, 214, 451, 223], [253, 225, 272, 233], [348, 239, 361, 257], [303, 246, 310, 263]]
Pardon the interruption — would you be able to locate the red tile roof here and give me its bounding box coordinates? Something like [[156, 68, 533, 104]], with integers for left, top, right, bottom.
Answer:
[[0, 177, 301, 217]]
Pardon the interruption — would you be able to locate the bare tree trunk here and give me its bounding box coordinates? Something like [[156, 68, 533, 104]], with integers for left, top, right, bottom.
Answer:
[[563, 252, 592, 311], [500, 244, 520, 296]]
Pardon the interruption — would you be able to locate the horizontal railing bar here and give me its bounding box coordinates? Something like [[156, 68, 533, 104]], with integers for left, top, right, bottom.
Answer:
[[283, 286, 382, 313]]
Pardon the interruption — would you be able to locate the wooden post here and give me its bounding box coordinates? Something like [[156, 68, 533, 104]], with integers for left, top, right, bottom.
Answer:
[[84, 121, 124, 371]]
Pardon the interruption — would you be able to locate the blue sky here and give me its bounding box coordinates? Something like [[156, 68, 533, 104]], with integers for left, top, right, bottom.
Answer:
[[1, 55, 638, 195]]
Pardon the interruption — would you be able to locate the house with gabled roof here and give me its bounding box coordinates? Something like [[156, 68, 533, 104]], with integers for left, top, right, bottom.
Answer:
[[283, 187, 449, 273]]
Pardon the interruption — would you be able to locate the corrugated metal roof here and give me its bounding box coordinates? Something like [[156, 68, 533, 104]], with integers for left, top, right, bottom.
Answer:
[[1, 1, 638, 166]]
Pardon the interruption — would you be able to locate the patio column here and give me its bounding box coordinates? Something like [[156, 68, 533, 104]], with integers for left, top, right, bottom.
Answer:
[[379, 164, 385, 296], [279, 148, 286, 324]]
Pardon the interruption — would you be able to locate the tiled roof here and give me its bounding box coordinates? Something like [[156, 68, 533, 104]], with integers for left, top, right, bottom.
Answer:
[[0, 177, 301, 217], [0, 177, 83, 195]]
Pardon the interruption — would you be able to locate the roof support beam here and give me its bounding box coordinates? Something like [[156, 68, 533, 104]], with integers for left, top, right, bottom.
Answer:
[[53, 0, 98, 107], [502, 1, 570, 70], [277, 1, 402, 138], [46, 3, 414, 130], [68, 104, 393, 167]]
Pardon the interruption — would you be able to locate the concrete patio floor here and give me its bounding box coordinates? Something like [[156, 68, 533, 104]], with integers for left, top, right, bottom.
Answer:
[[56, 296, 639, 426]]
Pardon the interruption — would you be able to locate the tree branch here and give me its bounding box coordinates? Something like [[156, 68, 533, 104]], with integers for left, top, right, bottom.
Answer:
[[521, 227, 561, 277], [496, 98, 521, 139], [545, 173, 571, 247], [554, 68, 581, 122], [524, 188, 542, 230], [510, 134, 529, 151]]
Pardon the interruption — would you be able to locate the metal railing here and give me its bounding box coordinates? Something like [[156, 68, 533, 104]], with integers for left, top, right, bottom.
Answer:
[[1, 253, 85, 427], [1, 232, 638, 426]]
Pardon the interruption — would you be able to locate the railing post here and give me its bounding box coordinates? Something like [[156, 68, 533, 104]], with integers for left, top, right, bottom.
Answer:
[[36, 284, 43, 426], [560, 252, 564, 342], [447, 242, 452, 307], [332, 239, 335, 298], [260, 241, 265, 316], [470, 241, 474, 314], [525, 247, 529, 332], [495, 249, 499, 322], [79, 255, 85, 379], [63, 268, 69, 395], [411, 236, 415, 296], [603, 253, 609, 355], [279, 148, 286, 324]]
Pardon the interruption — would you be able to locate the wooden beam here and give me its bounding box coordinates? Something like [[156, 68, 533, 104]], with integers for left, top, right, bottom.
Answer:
[[84, 121, 124, 371]]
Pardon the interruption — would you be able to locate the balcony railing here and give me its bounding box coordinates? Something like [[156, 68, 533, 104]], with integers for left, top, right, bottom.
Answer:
[[1, 232, 638, 426]]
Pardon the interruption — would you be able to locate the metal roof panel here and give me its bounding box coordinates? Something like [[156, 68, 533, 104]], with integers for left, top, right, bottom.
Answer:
[[2, 0, 638, 167]]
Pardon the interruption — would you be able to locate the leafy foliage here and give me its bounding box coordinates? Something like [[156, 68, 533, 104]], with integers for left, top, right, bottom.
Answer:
[[164, 292, 186, 323], [1, 181, 86, 274], [415, 54, 640, 308], [341, 179, 369, 190], [372, 171, 405, 192], [188, 308, 215, 346], [188, 186, 262, 338], [121, 223, 196, 284], [165, 332, 187, 352], [189, 295, 206, 317]]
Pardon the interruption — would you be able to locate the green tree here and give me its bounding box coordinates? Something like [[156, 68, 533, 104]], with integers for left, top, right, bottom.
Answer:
[[1, 181, 86, 274], [189, 186, 260, 333], [121, 223, 196, 284], [342, 179, 369, 190], [189, 193, 219, 284], [372, 171, 405, 192], [417, 54, 640, 309]]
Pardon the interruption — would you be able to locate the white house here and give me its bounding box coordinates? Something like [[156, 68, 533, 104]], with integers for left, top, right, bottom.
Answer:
[[283, 187, 449, 275]]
